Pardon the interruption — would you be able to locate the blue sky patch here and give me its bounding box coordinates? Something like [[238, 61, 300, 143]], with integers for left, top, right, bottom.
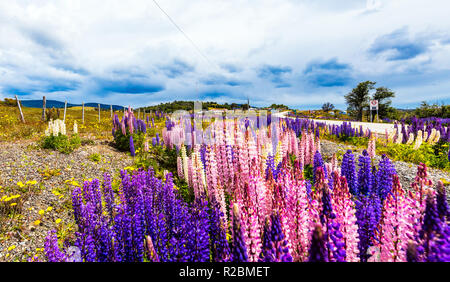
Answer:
[[304, 58, 353, 87], [369, 27, 429, 61]]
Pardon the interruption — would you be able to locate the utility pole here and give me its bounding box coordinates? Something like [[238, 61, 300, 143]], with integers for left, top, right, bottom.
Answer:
[[63, 100, 67, 123], [42, 96, 46, 121], [15, 95, 25, 123]]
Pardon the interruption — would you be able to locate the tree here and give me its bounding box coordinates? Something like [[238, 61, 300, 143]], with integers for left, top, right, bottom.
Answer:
[[321, 102, 335, 112], [372, 87, 395, 120], [345, 81, 376, 121]]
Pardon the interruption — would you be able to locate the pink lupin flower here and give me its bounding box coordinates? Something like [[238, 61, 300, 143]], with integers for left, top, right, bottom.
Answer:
[[411, 163, 433, 206], [176, 156, 183, 179], [206, 146, 218, 202], [285, 177, 311, 261], [331, 173, 359, 261], [367, 133, 376, 158], [378, 175, 420, 262]]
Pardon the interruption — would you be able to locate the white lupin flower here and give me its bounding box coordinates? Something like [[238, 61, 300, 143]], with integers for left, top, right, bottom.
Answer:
[[413, 130, 423, 150], [432, 130, 440, 145], [427, 129, 436, 144], [406, 133, 414, 145]]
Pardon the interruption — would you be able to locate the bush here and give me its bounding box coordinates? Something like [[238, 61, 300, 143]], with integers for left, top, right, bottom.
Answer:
[[41, 133, 81, 154], [45, 108, 61, 121], [377, 141, 450, 171], [113, 130, 145, 152], [88, 153, 102, 163]]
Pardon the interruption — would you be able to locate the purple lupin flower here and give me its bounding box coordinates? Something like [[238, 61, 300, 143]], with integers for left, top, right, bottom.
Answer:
[[44, 230, 67, 262], [187, 197, 210, 262], [357, 150, 373, 196], [231, 204, 248, 262], [341, 150, 358, 195], [102, 173, 115, 220], [427, 222, 450, 262], [313, 150, 328, 186], [417, 194, 442, 260], [376, 154, 397, 201], [129, 135, 135, 156], [210, 200, 231, 262], [436, 181, 450, 222], [259, 212, 293, 262], [308, 225, 328, 262], [355, 195, 377, 262]]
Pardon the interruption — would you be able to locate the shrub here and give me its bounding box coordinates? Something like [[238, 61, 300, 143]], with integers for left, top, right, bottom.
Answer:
[[41, 133, 81, 154], [45, 107, 61, 121]]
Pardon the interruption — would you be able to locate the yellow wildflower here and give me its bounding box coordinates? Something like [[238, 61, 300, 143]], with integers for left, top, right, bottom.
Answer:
[[34, 220, 41, 226], [38, 210, 45, 215], [8, 245, 16, 251], [10, 203, 17, 207], [17, 181, 25, 188], [46, 206, 53, 212], [55, 219, 62, 224], [26, 180, 37, 185]]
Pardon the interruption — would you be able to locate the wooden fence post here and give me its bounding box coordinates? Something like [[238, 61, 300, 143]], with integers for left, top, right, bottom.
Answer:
[[82, 102, 85, 124], [63, 100, 67, 122], [42, 96, 46, 121], [110, 105, 113, 119], [15, 95, 25, 123], [98, 104, 101, 123]]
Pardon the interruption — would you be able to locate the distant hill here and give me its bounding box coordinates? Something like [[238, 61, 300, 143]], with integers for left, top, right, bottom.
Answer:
[[20, 99, 124, 111]]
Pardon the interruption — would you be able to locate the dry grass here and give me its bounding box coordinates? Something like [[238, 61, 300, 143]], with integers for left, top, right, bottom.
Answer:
[[0, 104, 131, 142]]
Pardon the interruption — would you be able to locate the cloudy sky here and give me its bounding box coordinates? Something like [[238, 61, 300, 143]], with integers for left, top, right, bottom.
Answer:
[[0, 0, 449, 109]]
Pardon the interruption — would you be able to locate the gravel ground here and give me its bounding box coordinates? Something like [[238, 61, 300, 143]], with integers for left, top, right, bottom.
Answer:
[[320, 139, 450, 197], [0, 139, 133, 262]]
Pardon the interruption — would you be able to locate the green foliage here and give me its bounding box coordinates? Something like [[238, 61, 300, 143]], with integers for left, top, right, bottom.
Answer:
[[372, 86, 395, 120], [141, 100, 245, 113], [88, 153, 102, 163], [0, 98, 17, 107], [113, 130, 145, 152], [40, 133, 81, 154], [45, 107, 61, 121], [269, 104, 290, 111], [322, 102, 335, 112], [377, 141, 450, 171], [345, 81, 396, 121], [414, 101, 450, 118], [323, 132, 369, 148], [303, 164, 313, 183], [345, 81, 376, 121]]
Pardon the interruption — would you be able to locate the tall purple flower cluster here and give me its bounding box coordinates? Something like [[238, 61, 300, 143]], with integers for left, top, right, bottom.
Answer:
[[129, 135, 135, 157], [341, 150, 358, 195], [357, 150, 373, 196], [44, 170, 225, 262], [258, 213, 293, 262], [231, 204, 249, 262], [313, 151, 328, 186], [375, 154, 397, 201], [436, 181, 450, 222], [417, 194, 442, 261], [355, 195, 378, 262], [308, 225, 328, 262]]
